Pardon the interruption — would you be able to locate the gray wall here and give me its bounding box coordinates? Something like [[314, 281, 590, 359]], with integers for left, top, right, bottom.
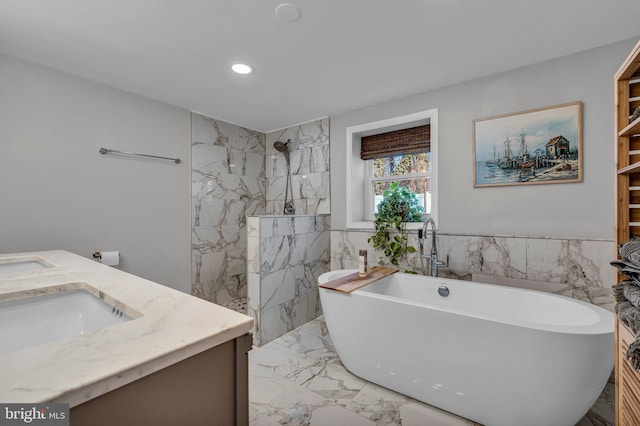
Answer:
[[0, 54, 191, 292], [331, 38, 638, 240]]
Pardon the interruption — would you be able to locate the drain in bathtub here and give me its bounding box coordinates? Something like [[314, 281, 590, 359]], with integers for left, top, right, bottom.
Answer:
[[438, 285, 449, 297]]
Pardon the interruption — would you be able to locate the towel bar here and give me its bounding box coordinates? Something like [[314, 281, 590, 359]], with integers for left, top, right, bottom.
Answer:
[[99, 147, 181, 164]]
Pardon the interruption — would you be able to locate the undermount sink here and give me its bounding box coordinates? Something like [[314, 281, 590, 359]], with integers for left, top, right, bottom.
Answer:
[[0, 256, 52, 277], [0, 286, 136, 356]]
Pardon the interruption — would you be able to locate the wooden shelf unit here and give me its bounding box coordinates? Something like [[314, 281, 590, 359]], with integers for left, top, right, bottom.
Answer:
[[618, 320, 640, 425], [616, 41, 640, 248], [619, 116, 640, 138], [618, 162, 640, 175], [616, 39, 640, 426]]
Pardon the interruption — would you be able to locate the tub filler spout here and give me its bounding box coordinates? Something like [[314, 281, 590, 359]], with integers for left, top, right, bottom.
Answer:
[[420, 218, 448, 277]]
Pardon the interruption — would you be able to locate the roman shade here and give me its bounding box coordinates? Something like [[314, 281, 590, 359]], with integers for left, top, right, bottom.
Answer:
[[360, 124, 430, 160]]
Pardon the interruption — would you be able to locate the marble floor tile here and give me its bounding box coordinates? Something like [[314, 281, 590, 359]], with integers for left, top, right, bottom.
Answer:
[[219, 296, 247, 314], [575, 382, 615, 426], [250, 365, 293, 405], [399, 401, 476, 426], [345, 382, 408, 425], [250, 339, 299, 372], [310, 406, 376, 426], [251, 384, 330, 425], [249, 316, 612, 426], [300, 362, 368, 401]]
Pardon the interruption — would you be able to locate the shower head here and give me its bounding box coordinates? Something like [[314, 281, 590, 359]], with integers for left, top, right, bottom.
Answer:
[[273, 139, 291, 162], [273, 140, 290, 154]]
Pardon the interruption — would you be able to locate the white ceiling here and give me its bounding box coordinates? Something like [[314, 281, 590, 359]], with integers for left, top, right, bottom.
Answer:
[[1, 1, 639, 133]]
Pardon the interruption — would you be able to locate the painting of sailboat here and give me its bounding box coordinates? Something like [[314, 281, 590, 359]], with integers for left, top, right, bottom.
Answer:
[[473, 102, 582, 187]]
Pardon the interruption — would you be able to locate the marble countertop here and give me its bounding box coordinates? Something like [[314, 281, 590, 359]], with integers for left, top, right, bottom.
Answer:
[[0, 250, 253, 406]]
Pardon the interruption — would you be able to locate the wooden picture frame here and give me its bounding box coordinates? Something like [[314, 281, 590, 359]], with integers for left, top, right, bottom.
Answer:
[[473, 102, 582, 187]]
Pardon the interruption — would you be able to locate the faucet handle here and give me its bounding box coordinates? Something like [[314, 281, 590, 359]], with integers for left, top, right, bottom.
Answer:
[[434, 255, 449, 268], [418, 229, 423, 239]]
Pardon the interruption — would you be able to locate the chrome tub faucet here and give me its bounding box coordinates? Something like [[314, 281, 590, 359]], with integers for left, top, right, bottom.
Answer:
[[419, 218, 448, 277]]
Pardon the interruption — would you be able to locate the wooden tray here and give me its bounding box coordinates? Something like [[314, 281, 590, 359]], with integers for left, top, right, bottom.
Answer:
[[319, 266, 398, 293]]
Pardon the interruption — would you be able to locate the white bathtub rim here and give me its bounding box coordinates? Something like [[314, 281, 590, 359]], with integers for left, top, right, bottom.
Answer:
[[318, 269, 613, 336]]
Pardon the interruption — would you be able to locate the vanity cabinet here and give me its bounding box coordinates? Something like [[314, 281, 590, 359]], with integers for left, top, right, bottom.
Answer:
[[70, 333, 252, 426], [615, 39, 640, 425], [0, 250, 254, 426]]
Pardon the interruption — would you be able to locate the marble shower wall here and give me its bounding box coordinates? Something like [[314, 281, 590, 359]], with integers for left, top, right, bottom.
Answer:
[[191, 113, 266, 303], [266, 119, 330, 215], [247, 215, 331, 345], [331, 230, 615, 311]]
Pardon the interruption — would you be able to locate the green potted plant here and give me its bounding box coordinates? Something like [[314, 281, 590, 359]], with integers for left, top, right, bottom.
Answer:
[[368, 182, 423, 272]]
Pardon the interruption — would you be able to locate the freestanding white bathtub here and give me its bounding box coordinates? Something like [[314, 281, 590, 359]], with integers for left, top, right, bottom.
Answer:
[[318, 269, 614, 426]]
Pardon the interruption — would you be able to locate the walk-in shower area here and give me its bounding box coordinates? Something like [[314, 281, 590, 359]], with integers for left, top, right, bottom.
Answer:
[[190, 112, 330, 341]]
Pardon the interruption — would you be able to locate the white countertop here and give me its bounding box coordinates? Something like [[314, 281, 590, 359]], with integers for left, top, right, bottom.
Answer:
[[0, 250, 253, 406]]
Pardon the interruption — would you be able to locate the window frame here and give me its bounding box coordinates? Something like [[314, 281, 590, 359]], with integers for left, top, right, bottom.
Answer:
[[345, 108, 438, 230]]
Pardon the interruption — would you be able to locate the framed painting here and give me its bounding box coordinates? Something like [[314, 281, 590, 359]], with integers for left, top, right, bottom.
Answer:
[[473, 101, 582, 187]]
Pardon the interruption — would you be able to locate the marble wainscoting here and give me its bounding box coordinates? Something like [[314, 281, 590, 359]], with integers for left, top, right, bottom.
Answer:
[[247, 215, 331, 346], [191, 113, 266, 304], [266, 118, 330, 215], [331, 230, 615, 311]]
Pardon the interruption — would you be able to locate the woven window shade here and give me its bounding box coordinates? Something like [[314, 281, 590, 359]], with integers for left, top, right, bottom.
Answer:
[[360, 125, 430, 160]]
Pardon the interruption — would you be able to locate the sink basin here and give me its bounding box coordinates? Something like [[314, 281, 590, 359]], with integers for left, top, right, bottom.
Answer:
[[0, 256, 52, 277], [0, 287, 135, 356]]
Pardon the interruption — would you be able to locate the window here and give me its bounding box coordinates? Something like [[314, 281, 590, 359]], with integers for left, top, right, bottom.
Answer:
[[366, 153, 431, 220], [345, 108, 438, 229]]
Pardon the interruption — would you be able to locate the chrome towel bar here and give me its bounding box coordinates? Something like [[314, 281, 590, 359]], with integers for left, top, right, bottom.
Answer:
[[99, 147, 181, 164]]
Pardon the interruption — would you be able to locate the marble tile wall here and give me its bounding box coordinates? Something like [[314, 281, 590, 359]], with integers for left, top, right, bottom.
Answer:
[[266, 119, 330, 215], [247, 215, 331, 345], [191, 113, 266, 303], [331, 230, 615, 311]]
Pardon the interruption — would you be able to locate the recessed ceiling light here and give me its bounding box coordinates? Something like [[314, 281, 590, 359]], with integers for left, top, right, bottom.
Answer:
[[275, 3, 301, 23], [231, 63, 253, 75]]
